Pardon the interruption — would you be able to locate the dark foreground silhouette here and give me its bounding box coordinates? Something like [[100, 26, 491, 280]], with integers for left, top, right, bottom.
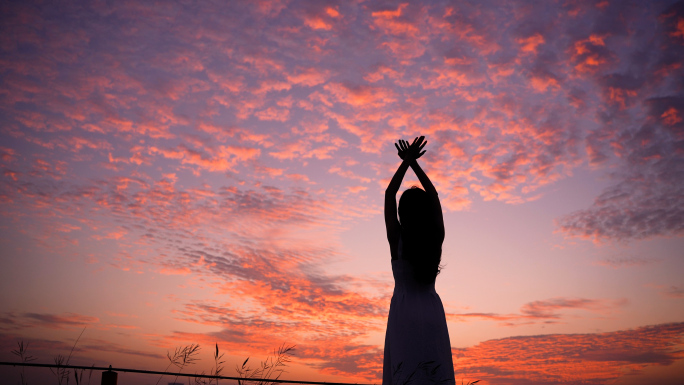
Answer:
[[383, 136, 455, 384]]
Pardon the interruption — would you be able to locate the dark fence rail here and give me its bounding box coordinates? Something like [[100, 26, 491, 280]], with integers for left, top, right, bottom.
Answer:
[[0, 361, 376, 385]]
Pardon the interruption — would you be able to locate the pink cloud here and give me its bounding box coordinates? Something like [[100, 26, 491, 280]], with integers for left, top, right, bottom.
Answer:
[[159, 266, 192, 275], [287, 67, 329, 87], [448, 297, 627, 326], [324, 82, 396, 108], [149, 144, 260, 173], [21, 312, 99, 330], [661, 286, 684, 298], [255, 106, 290, 122], [370, 3, 424, 41], [517, 33, 545, 55]]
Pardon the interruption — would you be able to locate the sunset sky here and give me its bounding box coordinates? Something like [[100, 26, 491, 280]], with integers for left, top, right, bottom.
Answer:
[[1, 0, 684, 384]]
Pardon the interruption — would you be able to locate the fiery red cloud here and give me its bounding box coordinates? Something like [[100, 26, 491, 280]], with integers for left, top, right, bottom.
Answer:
[[454, 322, 684, 385]]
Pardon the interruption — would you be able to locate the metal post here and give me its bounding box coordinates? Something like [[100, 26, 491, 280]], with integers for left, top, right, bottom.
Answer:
[[101, 365, 118, 385]]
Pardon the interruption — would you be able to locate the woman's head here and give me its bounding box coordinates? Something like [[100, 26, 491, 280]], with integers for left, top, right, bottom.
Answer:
[[398, 186, 430, 229]]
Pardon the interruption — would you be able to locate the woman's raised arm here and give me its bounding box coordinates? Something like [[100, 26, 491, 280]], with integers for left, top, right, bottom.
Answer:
[[386, 136, 429, 259], [385, 159, 409, 260]]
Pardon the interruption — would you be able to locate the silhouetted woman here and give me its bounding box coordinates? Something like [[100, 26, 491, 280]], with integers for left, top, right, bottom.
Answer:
[[383, 136, 455, 384]]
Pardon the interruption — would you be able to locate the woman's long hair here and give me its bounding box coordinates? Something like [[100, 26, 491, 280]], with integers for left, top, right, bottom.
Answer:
[[398, 186, 442, 284]]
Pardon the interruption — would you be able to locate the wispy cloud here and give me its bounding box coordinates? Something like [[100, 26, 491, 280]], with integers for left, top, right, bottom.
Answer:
[[448, 297, 627, 326]]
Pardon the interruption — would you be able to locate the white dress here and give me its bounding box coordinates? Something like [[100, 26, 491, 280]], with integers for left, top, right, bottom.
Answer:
[[382, 238, 455, 384]]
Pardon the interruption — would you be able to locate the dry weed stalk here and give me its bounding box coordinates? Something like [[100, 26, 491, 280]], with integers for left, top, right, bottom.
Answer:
[[189, 343, 226, 385], [11, 340, 37, 385], [156, 343, 201, 385], [50, 327, 86, 385], [235, 343, 296, 385]]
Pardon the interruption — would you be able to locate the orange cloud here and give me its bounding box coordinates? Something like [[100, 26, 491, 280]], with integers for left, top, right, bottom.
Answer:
[[530, 75, 560, 92], [324, 82, 395, 107], [329, 166, 371, 183], [661, 107, 682, 126], [364, 64, 402, 83], [305, 16, 332, 30], [160, 266, 192, 275], [255, 106, 290, 121], [371, 4, 418, 36], [671, 17, 684, 38], [149, 144, 260, 172], [572, 34, 612, 74], [517, 33, 545, 54], [287, 67, 329, 87]]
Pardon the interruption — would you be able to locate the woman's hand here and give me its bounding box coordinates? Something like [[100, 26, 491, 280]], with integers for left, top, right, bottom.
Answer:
[[394, 136, 427, 161]]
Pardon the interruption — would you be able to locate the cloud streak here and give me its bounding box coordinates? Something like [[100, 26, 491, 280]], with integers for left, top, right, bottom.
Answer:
[[448, 297, 627, 326]]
